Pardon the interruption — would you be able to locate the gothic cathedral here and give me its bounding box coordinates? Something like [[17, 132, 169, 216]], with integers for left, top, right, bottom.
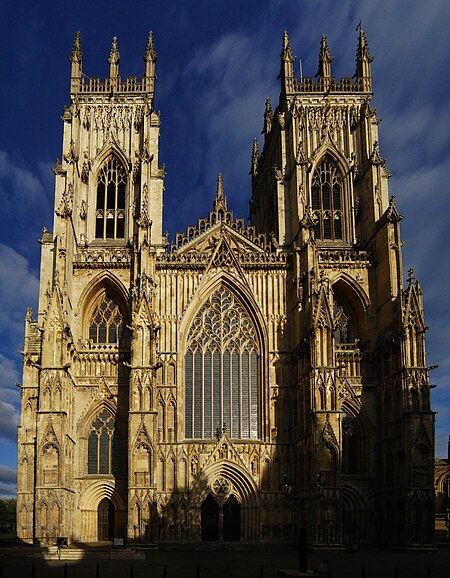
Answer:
[[17, 31, 435, 549]]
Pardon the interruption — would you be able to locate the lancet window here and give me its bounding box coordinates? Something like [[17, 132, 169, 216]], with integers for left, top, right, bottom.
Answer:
[[311, 158, 343, 241], [95, 156, 126, 239], [185, 287, 259, 439], [89, 294, 123, 345], [88, 409, 120, 474]]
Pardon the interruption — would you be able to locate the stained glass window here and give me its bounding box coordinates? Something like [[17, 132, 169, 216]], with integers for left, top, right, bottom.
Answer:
[[185, 287, 259, 439], [88, 409, 120, 474], [89, 294, 123, 344]]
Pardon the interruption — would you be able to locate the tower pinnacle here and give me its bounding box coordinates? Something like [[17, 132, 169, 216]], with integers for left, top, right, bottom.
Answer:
[[144, 31, 157, 91], [108, 36, 120, 79], [316, 34, 334, 78], [69, 31, 83, 92], [280, 31, 295, 93], [355, 29, 373, 91]]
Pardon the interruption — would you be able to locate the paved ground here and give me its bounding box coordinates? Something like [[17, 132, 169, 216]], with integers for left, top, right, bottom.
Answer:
[[1, 545, 448, 578]]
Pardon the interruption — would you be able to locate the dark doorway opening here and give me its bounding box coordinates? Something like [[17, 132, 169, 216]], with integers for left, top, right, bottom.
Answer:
[[201, 494, 219, 541], [223, 495, 240, 541], [98, 498, 115, 541]]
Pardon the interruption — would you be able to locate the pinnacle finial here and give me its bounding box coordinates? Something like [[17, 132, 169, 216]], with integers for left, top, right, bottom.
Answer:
[[281, 30, 294, 63], [109, 36, 120, 65], [316, 34, 334, 78], [108, 36, 120, 79], [263, 97, 273, 135], [355, 29, 373, 88], [69, 31, 82, 63], [408, 267, 416, 285], [251, 138, 259, 176], [144, 31, 157, 62], [214, 173, 228, 212]]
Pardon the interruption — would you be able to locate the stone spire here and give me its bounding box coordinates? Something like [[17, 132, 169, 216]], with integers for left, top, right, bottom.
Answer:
[[69, 31, 83, 92], [280, 30, 295, 93], [316, 35, 334, 78], [355, 29, 373, 91], [144, 31, 157, 88], [213, 173, 228, 212], [108, 36, 120, 79], [263, 97, 273, 135]]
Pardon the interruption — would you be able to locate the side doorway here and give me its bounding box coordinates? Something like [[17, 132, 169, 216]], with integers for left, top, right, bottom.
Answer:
[[98, 498, 115, 541]]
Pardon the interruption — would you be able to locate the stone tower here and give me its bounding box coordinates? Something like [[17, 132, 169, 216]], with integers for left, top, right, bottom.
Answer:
[[17, 30, 434, 549]]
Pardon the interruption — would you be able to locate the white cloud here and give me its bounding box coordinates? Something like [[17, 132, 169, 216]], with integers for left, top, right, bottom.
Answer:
[[0, 244, 39, 349]]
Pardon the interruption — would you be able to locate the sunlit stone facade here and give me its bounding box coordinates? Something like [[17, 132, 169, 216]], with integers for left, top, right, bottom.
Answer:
[[17, 31, 435, 549]]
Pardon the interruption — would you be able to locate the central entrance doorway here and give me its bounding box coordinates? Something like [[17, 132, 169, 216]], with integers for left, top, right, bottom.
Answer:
[[201, 494, 241, 541], [98, 498, 115, 541]]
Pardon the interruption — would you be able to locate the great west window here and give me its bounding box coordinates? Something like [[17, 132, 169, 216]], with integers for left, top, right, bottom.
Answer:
[[185, 287, 259, 439]]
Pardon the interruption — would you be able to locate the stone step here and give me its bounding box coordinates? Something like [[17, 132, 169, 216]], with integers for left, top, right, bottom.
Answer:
[[43, 547, 146, 560]]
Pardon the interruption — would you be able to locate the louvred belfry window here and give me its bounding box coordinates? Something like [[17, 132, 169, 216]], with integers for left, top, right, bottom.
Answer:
[[311, 158, 343, 241], [95, 156, 126, 239], [185, 287, 259, 439], [89, 294, 123, 344]]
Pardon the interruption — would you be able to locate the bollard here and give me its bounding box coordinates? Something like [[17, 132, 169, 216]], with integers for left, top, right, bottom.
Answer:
[[427, 566, 431, 578], [96, 562, 100, 578], [129, 563, 134, 578], [394, 566, 399, 578], [31, 561, 36, 578], [196, 564, 200, 578], [0, 560, 3, 578], [163, 564, 167, 578], [260, 565, 264, 578], [64, 562, 68, 578], [361, 565, 365, 578]]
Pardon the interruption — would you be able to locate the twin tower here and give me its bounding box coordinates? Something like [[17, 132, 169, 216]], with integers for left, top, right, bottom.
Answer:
[[17, 30, 434, 548]]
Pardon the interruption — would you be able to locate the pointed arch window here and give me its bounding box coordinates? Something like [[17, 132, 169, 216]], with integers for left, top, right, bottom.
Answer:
[[333, 302, 350, 343], [185, 287, 259, 440], [88, 409, 120, 474], [89, 293, 123, 344], [95, 156, 126, 240], [311, 158, 343, 241]]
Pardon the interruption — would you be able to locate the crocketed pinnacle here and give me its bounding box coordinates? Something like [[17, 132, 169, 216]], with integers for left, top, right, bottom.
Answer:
[[316, 34, 334, 77], [144, 31, 157, 62], [108, 36, 120, 66], [69, 31, 82, 63], [214, 173, 228, 212], [281, 30, 294, 62]]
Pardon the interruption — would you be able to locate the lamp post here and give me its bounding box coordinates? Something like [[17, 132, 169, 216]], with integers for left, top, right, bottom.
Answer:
[[281, 474, 323, 574]]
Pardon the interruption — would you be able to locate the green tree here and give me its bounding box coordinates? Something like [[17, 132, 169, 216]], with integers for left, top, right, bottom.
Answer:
[[0, 498, 17, 533]]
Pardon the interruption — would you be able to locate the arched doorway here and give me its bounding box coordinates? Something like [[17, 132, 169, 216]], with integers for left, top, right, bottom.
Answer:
[[98, 498, 115, 541], [201, 494, 219, 541], [223, 495, 240, 541]]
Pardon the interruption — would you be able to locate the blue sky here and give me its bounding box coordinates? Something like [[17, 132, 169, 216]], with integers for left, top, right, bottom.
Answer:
[[0, 0, 449, 498]]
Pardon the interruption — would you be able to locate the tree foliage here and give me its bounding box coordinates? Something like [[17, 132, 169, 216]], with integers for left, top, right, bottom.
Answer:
[[0, 498, 17, 533]]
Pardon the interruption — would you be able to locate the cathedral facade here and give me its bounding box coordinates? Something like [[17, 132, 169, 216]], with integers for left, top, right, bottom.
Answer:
[[17, 31, 435, 549]]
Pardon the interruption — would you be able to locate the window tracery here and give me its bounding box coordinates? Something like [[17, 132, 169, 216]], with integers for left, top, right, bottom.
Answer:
[[333, 302, 350, 343], [311, 158, 343, 241], [185, 287, 259, 439], [88, 409, 120, 474], [95, 156, 126, 239], [89, 294, 123, 344]]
